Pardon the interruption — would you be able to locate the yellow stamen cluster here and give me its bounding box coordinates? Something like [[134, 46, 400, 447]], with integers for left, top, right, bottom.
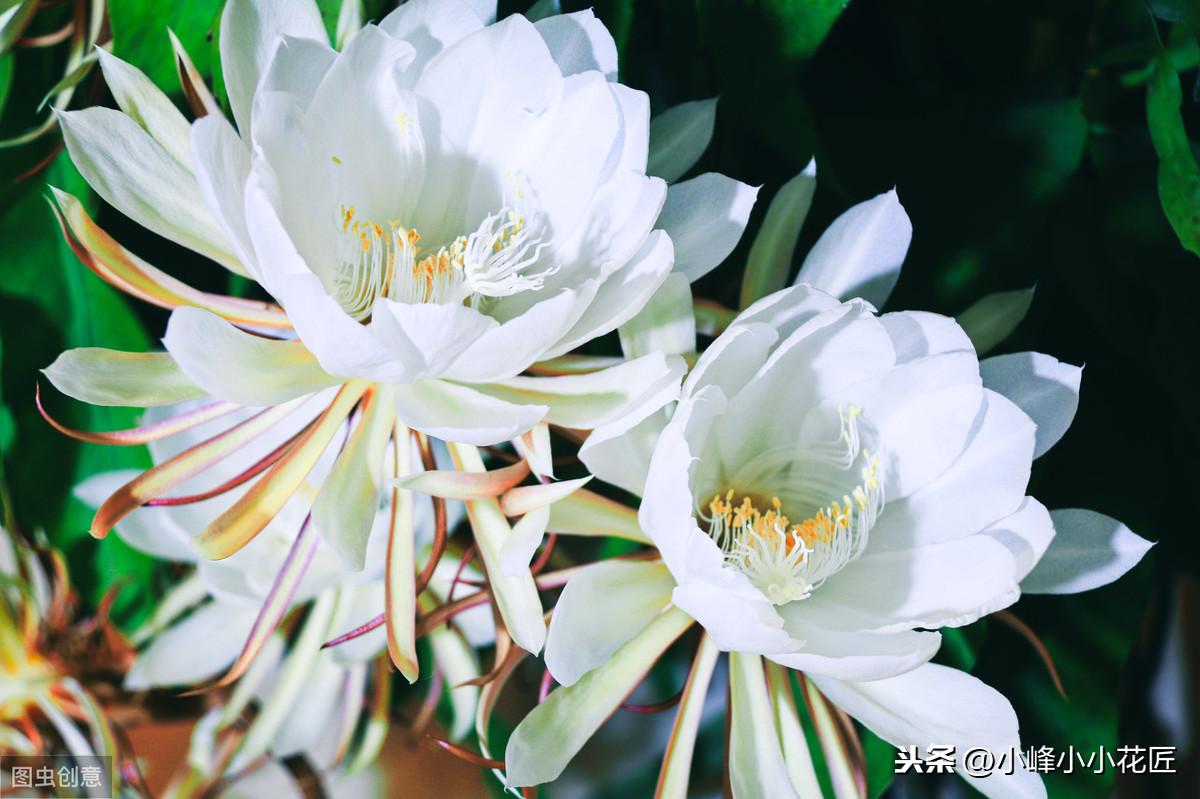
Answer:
[[704, 451, 883, 605]]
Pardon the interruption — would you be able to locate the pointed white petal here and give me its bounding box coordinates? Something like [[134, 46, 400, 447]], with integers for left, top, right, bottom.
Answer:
[[812, 664, 1046, 799], [794, 188, 911, 307], [58, 108, 243, 272], [220, 0, 327, 134], [505, 606, 693, 787], [534, 10, 617, 79], [95, 48, 192, 167], [729, 652, 800, 799], [544, 559, 676, 686], [957, 287, 1035, 355], [163, 307, 337, 406], [658, 173, 758, 282], [647, 98, 718, 183], [1022, 509, 1153, 594], [981, 351, 1081, 458], [43, 348, 203, 407]]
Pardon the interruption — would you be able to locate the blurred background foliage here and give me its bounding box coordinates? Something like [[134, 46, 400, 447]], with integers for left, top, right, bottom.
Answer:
[[0, 0, 1194, 796]]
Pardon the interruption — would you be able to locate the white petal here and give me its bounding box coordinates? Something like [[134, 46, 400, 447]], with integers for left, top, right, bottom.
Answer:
[[810, 533, 1019, 632], [534, 10, 617, 79], [983, 497, 1055, 582], [191, 115, 255, 269], [394, 379, 547, 446], [43, 348, 203, 407], [812, 664, 1047, 799], [511, 72, 619, 237], [683, 321, 777, 398], [647, 98, 717, 183], [794, 188, 912, 307], [163, 307, 337, 406], [544, 228, 674, 357], [379, 0, 484, 80], [768, 617, 941, 682], [618, 272, 696, 359], [371, 301, 499, 381], [740, 160, 817, 308], [869, 389, 1034, 551], [658, 173, 758, 282], [729, 652, 799, 799], [813, 349, 983, 498], [717, 303, 894, 473], [220, 0, 327, 135], [272, 652, 346, 756], [734, 282, 842, 340], [611, 84, 650, 174], [981, 352, 1081, 458], [505, 607, 693, 787], [300, 27, 425, 225], [477, 350, 685, 430], [126, 602, 257, 689], [880, 310, 974, 364], [639, 386, 726, 578], [441, 288, 591, 384], [311, 386, 395, 570], [257, 34, 336, 105], [545, 560, 675, 686], [578, 407, 670, 497], [500, 505, 550, 577], [672, 580, 799, 655], [957, 287, 1035, 355], [412, 14, 561, 232], [1022, 509, 1153, 594], [58, 108, 242, 272], [95, 48, 192, 167]]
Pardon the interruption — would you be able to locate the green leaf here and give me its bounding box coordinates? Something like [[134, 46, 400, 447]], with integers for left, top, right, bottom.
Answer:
[[0, 53, 14, 118], [108, 0, 224, 89], [1147, 53, 1200, 257], [0, 150, 156, 621]]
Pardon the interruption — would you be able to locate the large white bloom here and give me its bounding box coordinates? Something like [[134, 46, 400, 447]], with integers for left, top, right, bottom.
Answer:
[[53, 0, 753, 445], [504, 188, 1153, 797]]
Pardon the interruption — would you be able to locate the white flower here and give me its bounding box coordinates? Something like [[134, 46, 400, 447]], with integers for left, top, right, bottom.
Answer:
[[51, 0, 756, 445], [502, 189, 1153, 798], [45, 0, 761, 659]]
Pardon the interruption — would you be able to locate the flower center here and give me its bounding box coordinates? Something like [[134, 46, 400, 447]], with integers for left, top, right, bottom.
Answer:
[[700, 405, 884, 605], [332, 204, 556, 321]]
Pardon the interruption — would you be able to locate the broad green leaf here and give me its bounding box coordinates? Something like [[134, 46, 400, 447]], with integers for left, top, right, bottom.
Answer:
[[108, 0, 224, 89], [1147, 53, 1200, 257], [0, 152, 155, 620]]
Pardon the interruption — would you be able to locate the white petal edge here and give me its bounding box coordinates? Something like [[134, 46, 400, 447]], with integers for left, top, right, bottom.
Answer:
[[657, 173, 758, 282], [794, 188, 912, 308], [980, 351, 1081, 458], [1021, 509, 1153, 595]]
